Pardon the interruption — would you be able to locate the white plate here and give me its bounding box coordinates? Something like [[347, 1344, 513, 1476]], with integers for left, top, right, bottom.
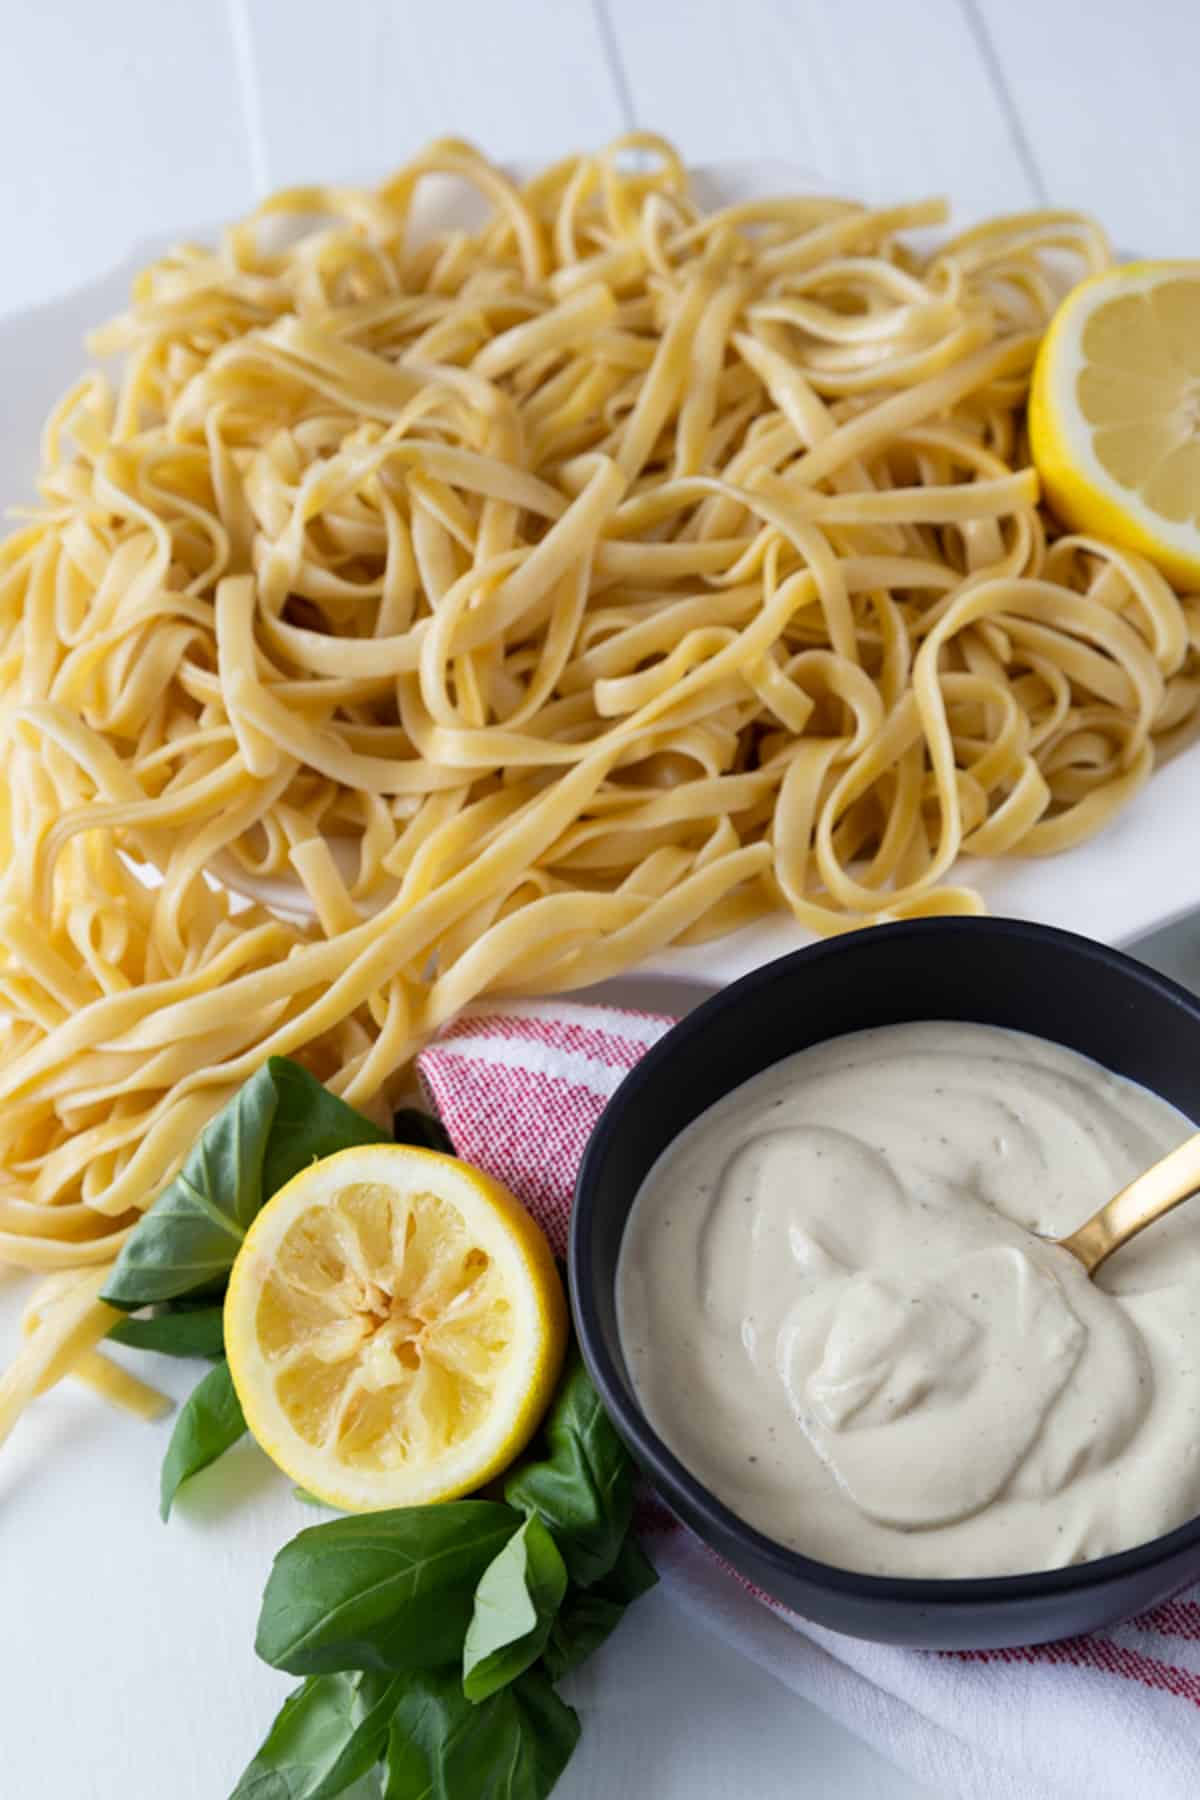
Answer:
[[6, 160, 1190, 980]]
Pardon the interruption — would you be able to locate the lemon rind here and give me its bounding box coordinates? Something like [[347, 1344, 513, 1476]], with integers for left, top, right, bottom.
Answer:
[[1030, 261, 1200, 587]]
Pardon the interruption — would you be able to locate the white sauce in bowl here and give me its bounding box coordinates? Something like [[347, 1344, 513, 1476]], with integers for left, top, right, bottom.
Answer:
[[617, 1022, 1200, 1577]]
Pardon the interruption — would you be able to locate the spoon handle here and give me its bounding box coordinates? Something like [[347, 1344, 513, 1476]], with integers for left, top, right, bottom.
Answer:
[[1058, 1130, 1200, 1276]]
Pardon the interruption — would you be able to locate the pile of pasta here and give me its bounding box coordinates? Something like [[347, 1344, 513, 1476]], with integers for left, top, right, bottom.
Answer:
[[2, 135, 1198, 1439]]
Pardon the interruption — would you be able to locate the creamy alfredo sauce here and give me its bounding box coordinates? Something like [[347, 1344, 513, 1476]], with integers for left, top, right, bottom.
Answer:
[[617, 1022, 1200, 1577]]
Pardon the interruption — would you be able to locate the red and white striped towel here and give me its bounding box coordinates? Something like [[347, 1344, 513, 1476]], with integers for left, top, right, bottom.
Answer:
[[418, 1000, 1200, 1800]]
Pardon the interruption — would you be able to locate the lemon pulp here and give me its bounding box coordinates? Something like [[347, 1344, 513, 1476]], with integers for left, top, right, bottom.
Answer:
[[1030, 261, 1200, 587]]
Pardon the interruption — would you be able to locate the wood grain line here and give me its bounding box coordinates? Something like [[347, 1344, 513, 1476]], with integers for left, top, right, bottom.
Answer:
[[592, 0, 638, 130], [958, 0, 1047, 204], [225, 0, 271, 196]]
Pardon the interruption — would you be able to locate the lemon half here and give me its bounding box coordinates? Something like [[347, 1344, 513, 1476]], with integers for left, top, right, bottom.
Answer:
[[1030, 261, 1200, 588], [224, 1144, 567, 1511]]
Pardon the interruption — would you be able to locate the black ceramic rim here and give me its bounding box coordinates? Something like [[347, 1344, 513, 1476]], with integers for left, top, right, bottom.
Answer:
[[569, 916, 1200, 1610]]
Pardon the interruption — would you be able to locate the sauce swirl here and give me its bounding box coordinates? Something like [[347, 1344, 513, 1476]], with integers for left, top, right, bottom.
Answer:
[[618, 1023, 1200, 1577]]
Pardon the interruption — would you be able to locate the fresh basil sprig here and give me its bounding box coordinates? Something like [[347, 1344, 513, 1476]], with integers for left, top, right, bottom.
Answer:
[[462, 1515, 567, 1702], [230, 1671, 405, 1800], [160, 1359, 247, 1520], [233, 1360, 656, 1800], [256, 1503, 522, 1676], [383, 1667, 579, 1800], [103, 1059, 387, 1311], [504, 1355, 634, 1587], [541, 1534, 658, 1682], [391, 1107, 455, 1156], [102, 1065, 276, 1308], [107, 1304, 226, 1359], [100, 1058, 386, 1517]]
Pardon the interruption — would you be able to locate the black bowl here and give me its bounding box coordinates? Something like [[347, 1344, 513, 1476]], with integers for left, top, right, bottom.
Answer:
[[570, 917, 1200, 1649]]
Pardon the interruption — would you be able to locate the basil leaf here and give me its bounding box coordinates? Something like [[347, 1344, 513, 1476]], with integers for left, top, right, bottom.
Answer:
[[504, 1357, 633, 1587], [260, 1057, 389, 1199], [256, 1502, 521, 1676], [229, 1670, 402, 1800], [103, 1059, 386, 1311], [541, 1535, 658, 1682], [391, 1108, 454, 1156], [462, 1516, 567, 1703], [160, 1359, 247, 1520], [384, 1668, 579, 1800], [108, 1305, 226, 1359], [103, 1064, 278, 1308]]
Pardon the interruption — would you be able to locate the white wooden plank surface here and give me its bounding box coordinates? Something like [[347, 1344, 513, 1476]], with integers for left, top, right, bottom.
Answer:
[[235, 0, 629, 189], [977, 0, 1200, 254], [3, 5, 1200, 1799], [606, 0, 1039, 220], [0, 2, 252, 314]]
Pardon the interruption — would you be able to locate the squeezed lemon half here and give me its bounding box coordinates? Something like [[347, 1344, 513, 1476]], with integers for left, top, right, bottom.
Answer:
[[224, 1144, 567, 1511], [1030, 260, 1200, 587]]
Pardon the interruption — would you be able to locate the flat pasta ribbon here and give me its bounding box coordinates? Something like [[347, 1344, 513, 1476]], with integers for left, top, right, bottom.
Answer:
[[0, 135, 1196, 1435]]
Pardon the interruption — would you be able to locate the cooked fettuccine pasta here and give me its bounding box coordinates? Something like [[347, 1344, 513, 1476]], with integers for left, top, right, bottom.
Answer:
[[2, 134, 1198, 1437]]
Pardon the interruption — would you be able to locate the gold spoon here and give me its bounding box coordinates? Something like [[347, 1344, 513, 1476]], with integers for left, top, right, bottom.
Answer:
[[1056, 1133, 1200, 1276]]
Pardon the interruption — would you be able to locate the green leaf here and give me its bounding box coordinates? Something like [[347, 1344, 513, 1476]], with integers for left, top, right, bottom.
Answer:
[[229, 1670, 402, 1800], [503, 1357, 633, 1587], [104, 1064, 277, 1308], [256, 1503, 521, 1677], [541, 1535, 657, 1682], [160, 1359, 247, 1520], [102, 1059, 386, 1310], [462, 1516, 567, 1702], [108, 1304, 226, 1359], [384, 1668, 579, 1800], [391, 1108, 454, 1156], [260, 1057, 389, 1200]]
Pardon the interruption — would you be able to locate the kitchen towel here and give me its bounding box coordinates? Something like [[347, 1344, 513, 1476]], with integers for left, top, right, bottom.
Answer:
[[418, 998, 1200, 1800]]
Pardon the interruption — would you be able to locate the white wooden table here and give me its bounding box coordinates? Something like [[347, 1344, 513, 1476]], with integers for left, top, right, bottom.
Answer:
[[2, 5, 1198, 1797]]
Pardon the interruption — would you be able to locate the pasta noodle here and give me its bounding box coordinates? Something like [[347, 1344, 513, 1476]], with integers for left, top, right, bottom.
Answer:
[[2, 134, 1199, 1438]]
